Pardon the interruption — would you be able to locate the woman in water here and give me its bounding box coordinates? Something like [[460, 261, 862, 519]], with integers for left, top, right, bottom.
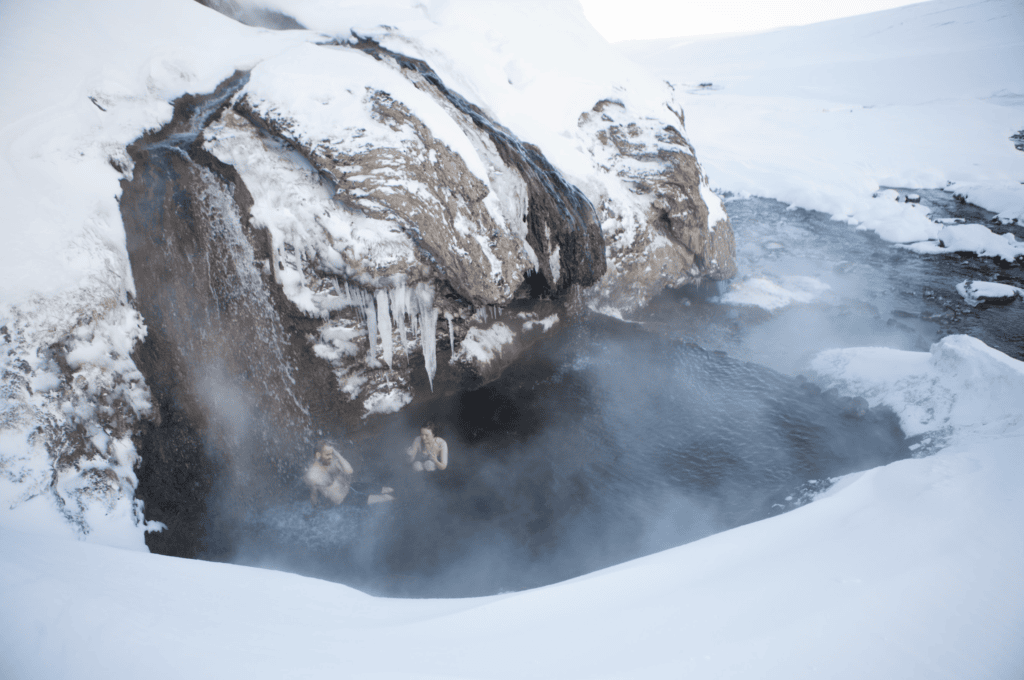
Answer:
[[406, 421, 448, 472]]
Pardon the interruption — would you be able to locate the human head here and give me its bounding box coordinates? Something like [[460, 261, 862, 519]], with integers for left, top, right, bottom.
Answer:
[[420, 420, 439, 440], [315, 441, 336, 462]]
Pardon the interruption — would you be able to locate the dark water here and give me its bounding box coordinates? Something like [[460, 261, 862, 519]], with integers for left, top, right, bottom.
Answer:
[[640, 191, 1023, 371], [234, 318, 908, 597]]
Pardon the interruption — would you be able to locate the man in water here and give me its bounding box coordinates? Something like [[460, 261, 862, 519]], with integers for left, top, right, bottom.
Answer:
[[304, 441, 354, 507], [406, 421, 448, 472]]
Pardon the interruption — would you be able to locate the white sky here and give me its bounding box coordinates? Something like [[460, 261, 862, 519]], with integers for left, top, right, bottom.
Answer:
[[579, 0, 926, 41]]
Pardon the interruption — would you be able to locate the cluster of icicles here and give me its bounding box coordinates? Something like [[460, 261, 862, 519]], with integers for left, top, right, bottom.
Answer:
[[323, 281, 442, 389]]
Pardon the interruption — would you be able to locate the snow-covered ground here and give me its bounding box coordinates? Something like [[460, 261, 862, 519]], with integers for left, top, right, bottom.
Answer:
[[622, 0, 1024, 242], [2, 0, 1024, 677], [2, 334, 1022, 679]]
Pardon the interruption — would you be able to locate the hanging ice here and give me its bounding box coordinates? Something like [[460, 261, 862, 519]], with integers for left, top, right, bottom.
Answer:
[[445, 311, 455, 363], [376, 289, 393, 369], [390, 284, 409, 365], [365, 294, 378, 367], [415, 282, 439, 391]]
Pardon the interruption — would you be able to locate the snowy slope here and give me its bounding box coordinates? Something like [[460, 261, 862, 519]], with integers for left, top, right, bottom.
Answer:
[[2, 334, 1022, 679], [2, 0, 1023, 677], [621, 0, 1024, 240]]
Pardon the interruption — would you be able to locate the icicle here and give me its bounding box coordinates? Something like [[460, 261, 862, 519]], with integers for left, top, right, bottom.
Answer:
[[407, 286, 418, 339], [365, 295, 378, 366], [445, 311, 455, 363], [376, 289, 393, 369], [415, 283, 439, 391], [390, 284, 408, 364]]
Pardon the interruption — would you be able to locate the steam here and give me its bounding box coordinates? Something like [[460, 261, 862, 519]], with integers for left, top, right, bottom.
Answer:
[[227, 318, 909, 598]]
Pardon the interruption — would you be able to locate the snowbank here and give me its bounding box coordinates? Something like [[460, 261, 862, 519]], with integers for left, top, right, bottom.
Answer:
[[622, 0, 1024, 232], [2, 334, 1022, 679], [956, 279, 1023, 306], [904, 221, 1024, 261]]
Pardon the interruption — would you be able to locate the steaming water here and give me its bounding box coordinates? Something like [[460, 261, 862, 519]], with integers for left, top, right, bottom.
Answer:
[[234, 316, 908, 597], [123, 76, 1021, 598], [641, 191, 1024, 370], [234, 192, 1021, 598]]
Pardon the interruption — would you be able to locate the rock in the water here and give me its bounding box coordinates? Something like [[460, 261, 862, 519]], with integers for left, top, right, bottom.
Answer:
[[956, 279, 1022, 306]]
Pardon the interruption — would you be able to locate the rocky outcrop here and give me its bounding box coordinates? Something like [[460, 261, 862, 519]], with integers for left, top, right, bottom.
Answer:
[[1, 16, 737, 549], [193, 39, 736, 425], [580, 99, 736, 313]]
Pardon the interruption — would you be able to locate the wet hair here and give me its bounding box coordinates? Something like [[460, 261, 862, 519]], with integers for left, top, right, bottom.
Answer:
[[315, 440, 337, 455], [420, 420, 441, 436]]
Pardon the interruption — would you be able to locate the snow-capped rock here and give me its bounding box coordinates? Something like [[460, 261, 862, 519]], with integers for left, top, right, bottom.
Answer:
[[0, 0, 734, 544]]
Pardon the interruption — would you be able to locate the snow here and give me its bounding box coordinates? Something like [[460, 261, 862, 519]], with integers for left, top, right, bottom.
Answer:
[[719, 275, 830, 311], [3, 334, 1023, 679], [956, 279, 1023, 306], [242, 41, 492, 185], [622, 0, 1024, 232], [522, 314, 560, 333], [362, 387, 413, 417], [904, 222, 1024, 262], [2, 0, 1024, 676], [457, 322, 515, 364]]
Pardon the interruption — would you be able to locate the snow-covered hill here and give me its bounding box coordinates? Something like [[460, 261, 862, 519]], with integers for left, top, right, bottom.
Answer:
[[621, 0, 1024, 239], [1, 0, 1023, 677]]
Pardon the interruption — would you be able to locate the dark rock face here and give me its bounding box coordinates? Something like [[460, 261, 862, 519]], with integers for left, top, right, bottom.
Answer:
[[120, 74, 353, 555]]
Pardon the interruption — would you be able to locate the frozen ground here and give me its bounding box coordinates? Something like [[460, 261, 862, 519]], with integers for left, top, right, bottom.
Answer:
[[622, 0, 1024, 237], [2, 0, 1024, 677]]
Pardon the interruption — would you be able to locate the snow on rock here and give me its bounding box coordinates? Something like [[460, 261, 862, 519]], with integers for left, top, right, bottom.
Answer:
[[457, 323, 515, 365], [521, 314, 560, 333], [956, 280, 1023, 307], [904, 222, 1024, 262], [235, 42, 540, 306], [0, 299, 155, 550], [362, 387, 413, 417], [578, 99, 736, 313], [719, 275, 831, 311]]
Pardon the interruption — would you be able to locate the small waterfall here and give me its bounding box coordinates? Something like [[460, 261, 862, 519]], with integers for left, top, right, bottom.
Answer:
[[121, 72, 347, 556]]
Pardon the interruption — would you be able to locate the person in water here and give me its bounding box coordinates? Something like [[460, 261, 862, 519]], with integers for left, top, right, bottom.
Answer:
[[406, 421, 448, 472], [304, 441, 354, 507]]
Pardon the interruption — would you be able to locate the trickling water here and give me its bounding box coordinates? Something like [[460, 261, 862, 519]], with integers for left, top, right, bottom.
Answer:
[[122, 72, 348, 556]]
